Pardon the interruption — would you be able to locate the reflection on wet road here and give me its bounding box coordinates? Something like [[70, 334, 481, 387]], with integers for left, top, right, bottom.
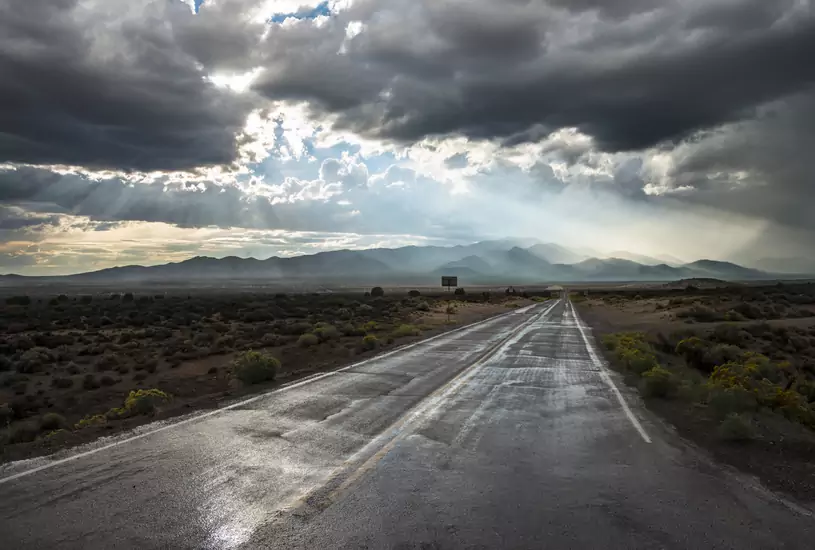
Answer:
[[1, 299, 813, 549]]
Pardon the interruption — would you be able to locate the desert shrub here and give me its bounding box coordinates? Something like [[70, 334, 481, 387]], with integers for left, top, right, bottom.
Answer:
[[82, 374, 100, 390], [6, 295, 31, 306], [285, 322, 313, 335], [640, 366, 677, 398], [75, 414, 106, 429], [0, 356, 11, 372], [214, 335, 235, 349], [733, 302, 764, 320], [39, 412, 67, 431], [446, 304, 457, 315], [711, 324, 751, 346], [454, 288, 465, 296], [192, 331, 216, 346], [100, 375, 117, 387], [392, 324, 421, 338], [261, 333, 281, 346], [679, 305, 721, 323], [370, 287, 385, 297], [313, 324, 340, 342], [52, 377, 73, 389], [0, 403, 12, 424], [18, 347, 51, 373], [362, 321, 379, 332], [8, 422, 38, 444], [132, 372, 148, 381], [336, 307, 353, 320], [717, 413, 755, 442], [340, 323, 366, 337], [358, 304, 374, 314], [723, 310, 747, 322], [122, 292, 135, 303], [603, 333, 659, 376], [415, 300, 430, 312], [361, 334, 379, 351], [297, 333, 319, 347], [66, 362, 80, 375], [676, 337, 714, 372], [408, 290, 421, 297], [504, 303, 519, 309], [231, 351, 280, 385], [122, 388, 171, 416]]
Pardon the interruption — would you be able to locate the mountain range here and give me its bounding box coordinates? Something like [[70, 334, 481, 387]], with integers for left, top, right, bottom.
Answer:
[[1, 239, 811, 286]]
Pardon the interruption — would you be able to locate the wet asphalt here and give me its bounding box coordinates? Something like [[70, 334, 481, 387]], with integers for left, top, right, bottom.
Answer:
[[1, 299, 813, 549]]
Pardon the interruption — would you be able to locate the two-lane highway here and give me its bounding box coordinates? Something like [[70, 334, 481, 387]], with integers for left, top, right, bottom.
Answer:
[[1, 299, 812, 549]]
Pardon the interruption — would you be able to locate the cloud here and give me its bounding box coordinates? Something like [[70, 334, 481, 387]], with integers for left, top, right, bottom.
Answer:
[[0, 0, 255, 171], [652, 90, 815, 233], [1, 0, 814, 273], [252, 0, 815, 152]]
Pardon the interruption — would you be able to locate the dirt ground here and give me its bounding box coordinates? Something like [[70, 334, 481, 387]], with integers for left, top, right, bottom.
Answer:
[[0, 289, 536, 462], [576, 281, 815, 504]]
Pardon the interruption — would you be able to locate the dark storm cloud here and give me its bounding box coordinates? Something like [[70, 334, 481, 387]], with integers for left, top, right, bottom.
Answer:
[[0, 0, 255, 171], [665, 91, 815, 232], [255, 0, 815, 152]]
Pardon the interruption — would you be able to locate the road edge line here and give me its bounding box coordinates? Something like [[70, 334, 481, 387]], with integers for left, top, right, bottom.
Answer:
[[569, 299, 652, 444]]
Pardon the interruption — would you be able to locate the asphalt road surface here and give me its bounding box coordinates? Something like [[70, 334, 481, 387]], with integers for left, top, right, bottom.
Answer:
[[1, 299, 812, 549]]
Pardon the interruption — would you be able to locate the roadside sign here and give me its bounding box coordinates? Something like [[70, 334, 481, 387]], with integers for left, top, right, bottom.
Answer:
[[441, 276, 458, 289]]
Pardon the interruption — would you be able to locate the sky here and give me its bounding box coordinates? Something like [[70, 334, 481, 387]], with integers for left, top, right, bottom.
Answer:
[[1, 0, 814, 275]]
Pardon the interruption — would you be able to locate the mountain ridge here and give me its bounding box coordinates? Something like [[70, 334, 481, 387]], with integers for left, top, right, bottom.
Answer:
[[1, 240, 810, 285]]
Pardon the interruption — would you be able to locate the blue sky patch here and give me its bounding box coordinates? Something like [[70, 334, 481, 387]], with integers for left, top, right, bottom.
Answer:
[[270, 2, 331, 24]]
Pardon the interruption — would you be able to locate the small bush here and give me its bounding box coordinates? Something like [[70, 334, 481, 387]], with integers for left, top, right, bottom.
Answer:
[[362, 334, 379, 351], [6, 295, 32, 306], [52, 377, 73, 389], [415, 300, 430, 312], [8, 422, 38, 443], [446, 304, 457, 315], [82, 374, 100, 390], [123, 388, 171, 416], [370, 287, 385, 297], [362, 321, 379, 332], [718, 413, 755, 442], [640, 366, 677, 398], [231, 351, 280, 385], [454, 288, 465, 296], [392, 324, 421, 338], [100, 375, 117, 387], [40, 412, 67, 431], [297, 333, 319, 348], [75, 414, 106, 429], [313, 324, 340, 342]]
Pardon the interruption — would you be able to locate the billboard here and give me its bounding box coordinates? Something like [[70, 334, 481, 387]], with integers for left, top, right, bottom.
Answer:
[[441, 276, 458, 288]]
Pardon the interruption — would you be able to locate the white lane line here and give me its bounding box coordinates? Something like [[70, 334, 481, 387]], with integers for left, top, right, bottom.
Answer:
[[316, 300, 561, 499], [568, 300, 652, 444], [0, 301, 544, 486]]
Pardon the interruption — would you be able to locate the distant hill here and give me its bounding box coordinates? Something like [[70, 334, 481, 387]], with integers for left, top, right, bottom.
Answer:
[[527, 243, 586, 264], [0, 239, 798, 286], [752, 257, 815, 275], [683, 260, 765, 280]]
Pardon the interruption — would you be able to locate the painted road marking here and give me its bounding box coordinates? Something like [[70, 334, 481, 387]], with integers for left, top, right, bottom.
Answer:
[[568, 299, 652, 444]]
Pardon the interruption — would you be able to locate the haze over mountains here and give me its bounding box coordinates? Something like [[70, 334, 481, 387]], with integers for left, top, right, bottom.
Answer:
[[2, 239, 811, 286]]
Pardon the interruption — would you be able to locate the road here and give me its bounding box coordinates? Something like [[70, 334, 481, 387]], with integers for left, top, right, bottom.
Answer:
[[0, 298, 812, 549]]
